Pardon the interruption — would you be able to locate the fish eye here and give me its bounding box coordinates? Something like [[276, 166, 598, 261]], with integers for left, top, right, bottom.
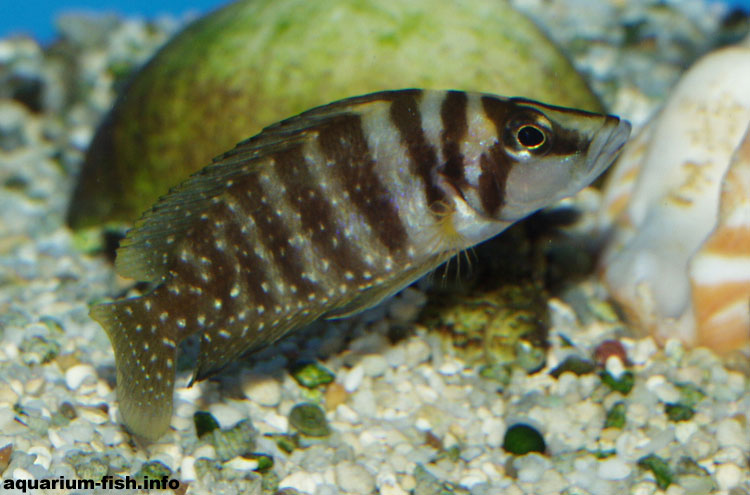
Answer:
[[516, 124, 546, 149]]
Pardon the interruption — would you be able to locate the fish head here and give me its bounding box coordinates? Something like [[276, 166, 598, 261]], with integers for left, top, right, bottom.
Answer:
[[458, 97, 631, 223]]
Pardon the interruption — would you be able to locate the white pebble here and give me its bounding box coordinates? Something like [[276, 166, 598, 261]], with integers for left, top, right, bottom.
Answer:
[[335, 461, 375, 494], [225, 456, 259, 471], [513, 453, 550, 483], [208, 403, 245, 429], [64, 364, 97, 390], [604, 355, 625, 379], [13, 467, 34, 480], [715, 418, 745, 449], [360, 355, 388, 377], [597, 457, 631, 480], [715, 463, 742, 490], [279, 470, 324, 494], [0, 382, 19, 404], [343, 365, 365, 393], [180, 456, 197, 482], [241, 373, 281, 407], [28, 446, 51, 470]]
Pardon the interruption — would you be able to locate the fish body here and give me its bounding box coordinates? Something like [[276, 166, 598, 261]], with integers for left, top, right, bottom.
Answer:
[[91, 89, 630, 439]]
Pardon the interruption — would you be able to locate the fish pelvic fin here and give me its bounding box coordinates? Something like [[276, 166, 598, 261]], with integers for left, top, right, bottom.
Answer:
[[90, 297, 178, 441]]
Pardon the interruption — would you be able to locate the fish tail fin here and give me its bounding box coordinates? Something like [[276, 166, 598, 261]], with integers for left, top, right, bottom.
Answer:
[[90, 297, 178, 441]]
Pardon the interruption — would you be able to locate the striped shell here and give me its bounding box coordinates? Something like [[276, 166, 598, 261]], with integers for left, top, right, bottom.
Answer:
[[599, 40, 750, 352]]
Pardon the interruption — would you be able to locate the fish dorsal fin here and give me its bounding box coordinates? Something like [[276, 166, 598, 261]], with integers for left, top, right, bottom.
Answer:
[[114, 93, 396, 282]]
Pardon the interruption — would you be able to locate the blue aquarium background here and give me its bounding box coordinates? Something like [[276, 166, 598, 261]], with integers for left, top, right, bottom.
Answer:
[[1, 0, 749, 42]]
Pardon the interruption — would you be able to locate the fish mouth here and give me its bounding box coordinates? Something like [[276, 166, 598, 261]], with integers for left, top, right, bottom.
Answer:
[[584, 116, 632, 180]]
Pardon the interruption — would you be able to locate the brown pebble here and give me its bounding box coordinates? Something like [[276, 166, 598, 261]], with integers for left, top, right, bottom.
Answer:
[[0, 443, 12, 476], [324, 382, 348, 411], [594, 339, 629, 366]]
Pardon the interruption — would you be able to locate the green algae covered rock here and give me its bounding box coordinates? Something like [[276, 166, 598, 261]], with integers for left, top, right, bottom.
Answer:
[[67, 0, 602, 228]]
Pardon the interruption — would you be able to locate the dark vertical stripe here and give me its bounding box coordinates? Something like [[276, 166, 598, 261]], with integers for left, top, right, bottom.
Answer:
[[272, 144, 365, 278], [478, 142, 511, 216], [481, 95, 511, 140], [479, 95, 516, 217], [440, 91, 468, 184], [224, 172, 317, 296], [388, 90, 446, 209], [316, 114, 409, 255]]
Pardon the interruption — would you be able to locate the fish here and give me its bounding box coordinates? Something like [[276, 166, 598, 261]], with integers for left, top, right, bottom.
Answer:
[[90, 89, 631, 440]]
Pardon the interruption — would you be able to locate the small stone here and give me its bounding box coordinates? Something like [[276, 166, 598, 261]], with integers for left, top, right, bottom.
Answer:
[[241, 373, 282, 407], [324, 382, 348, 410], [604, 401, 626, 429], [343, 365, 364, 393], [665, 403, 694, 422], [513, 453, 550, 483], [594, 340, 629, 366], [64, 364, 97, 390], [637, 454, 672, 490], [135, 460, 171, 481], [335, 461, 376, 494], [360, 355, 388, 377], [290, 362, 335, 389], [714, 463, 742, 490], [289, 403, 330, 437], [194, 411, 220, 438], [597, 457, 631, 480], [550, 355, 596, 378], [211, 420, 258, 462], [502, 424, 546, 455], [224, 456, 259, 471], [279, 470, 324, 494], [0, 444, 12, 475], [715, 418, 744, 448], [599, 370, 634, 394]]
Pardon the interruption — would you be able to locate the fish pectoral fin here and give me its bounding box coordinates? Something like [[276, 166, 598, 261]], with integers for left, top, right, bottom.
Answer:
[[324, 253, 449, 320]]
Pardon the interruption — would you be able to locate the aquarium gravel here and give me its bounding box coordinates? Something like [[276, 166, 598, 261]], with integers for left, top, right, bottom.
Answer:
[[0, 1, 749, 494]]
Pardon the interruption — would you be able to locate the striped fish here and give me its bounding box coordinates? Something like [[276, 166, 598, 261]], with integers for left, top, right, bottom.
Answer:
[[91, 89, 631, 440]]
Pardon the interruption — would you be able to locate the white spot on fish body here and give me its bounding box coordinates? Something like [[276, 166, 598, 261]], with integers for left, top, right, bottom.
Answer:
[[257, 305, 265, 315], [214, 298, 222, 309], [177, 318, 186, 329], [230, 284, 240, 298], [197, 314, 206, 326], [159, 311, 169, 323], [144, 300, 152, 311], [218, 329, 231, 339]]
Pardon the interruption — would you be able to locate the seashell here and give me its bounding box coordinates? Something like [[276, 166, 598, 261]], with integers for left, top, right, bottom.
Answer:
[[599, 39, 750, 353], [67, 0, 601, 229]]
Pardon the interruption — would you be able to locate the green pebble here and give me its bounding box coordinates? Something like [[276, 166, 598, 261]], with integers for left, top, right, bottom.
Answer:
[[637, 454, 673, 490], [265, 433, 299, 454], [665, 403, 694, 422], [212, 419, 258, 461], [604, 401, 626, 429], [677, 383, 705, 408], [135, 460, 171, 481], [242, 453, 274, 471], [194, 411, 220, 438], [600, 370, 634, 394], [19, 336, 60, 365], [288, 403, 330, 437], [550, 356, 596, 378], [291, 361, 335, 388], [502, 423, 546, 455]]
